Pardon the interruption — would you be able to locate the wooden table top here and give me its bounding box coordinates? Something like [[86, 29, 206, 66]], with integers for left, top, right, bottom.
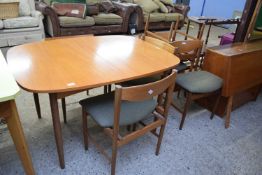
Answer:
[[7, 35, 180, 93], [0, 51, 20, 102]]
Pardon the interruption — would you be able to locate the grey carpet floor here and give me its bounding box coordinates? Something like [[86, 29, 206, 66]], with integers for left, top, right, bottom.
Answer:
[[0, 87, 261, 175]]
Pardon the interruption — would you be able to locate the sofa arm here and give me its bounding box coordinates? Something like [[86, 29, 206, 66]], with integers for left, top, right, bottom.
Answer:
[[173, 4, 190, 17], [131, 4, 144, 31], [31, 10, 44, 20], [112, 1, 135, 33], [35, 1, 61, 37]]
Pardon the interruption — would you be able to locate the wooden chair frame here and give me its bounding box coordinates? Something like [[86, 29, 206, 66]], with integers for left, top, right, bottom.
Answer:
[[171, 39, 204, 71], [142, 14, 204, 71], [172, 86, 221, 130], [82, 71, 176, 175]]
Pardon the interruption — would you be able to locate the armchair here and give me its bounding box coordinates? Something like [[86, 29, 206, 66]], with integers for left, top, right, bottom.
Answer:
[[0, 0, 45, 47]]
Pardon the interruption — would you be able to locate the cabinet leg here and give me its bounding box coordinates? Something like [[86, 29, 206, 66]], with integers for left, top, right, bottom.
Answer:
[[225, 96, 233, 129]]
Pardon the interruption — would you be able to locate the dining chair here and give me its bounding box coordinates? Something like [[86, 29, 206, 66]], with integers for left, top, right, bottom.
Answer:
[[172, 70, 223, 130], [79, 71, 176, 175], [171, 39, 203, 72], [121, 35, 176, 86]]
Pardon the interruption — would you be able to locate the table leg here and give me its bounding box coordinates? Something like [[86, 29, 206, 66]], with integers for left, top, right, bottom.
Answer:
[[33, 93, 41, 119], [6, 100, 35, 175], [49, 93, 65, 169], [225, 96, 233, 129]]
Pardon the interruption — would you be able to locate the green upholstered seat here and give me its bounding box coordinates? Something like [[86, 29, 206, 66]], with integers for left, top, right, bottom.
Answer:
[[174, 62, 188, 72], [176, 71, 223, 93], [79, 92, 157, 127], [164, 13, 183, 22], [144, 13, 166, 22], [58, 16, 95, 27], [93, 13, 123, 25]]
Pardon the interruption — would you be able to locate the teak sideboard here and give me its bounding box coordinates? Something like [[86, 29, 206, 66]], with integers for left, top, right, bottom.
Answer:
[[198, 39, 262, 128]]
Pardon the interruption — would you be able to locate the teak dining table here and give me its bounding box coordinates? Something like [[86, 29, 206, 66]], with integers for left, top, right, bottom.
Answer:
[[7, 35, 180, 168]]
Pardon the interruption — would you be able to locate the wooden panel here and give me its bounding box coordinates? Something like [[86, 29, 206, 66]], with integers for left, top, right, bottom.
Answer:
[[203, 40, 262, 97], [7, 35, 180, 93]]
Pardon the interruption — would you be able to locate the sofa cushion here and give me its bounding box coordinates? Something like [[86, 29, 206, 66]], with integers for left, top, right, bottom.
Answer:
[[160, 0, 173, 6], [52, 2, 87, 18], [3, 17, 39, 29], [86, 0, 101, 5], [99, 0, 116, 13], [19, 0, 31, 16], [164, 13, 183, 22], [93, 13, 123, 25], [86, 4, 99, 16], [144, 12, 165, 22], [134, 0, 159, 13], [0, 20, 3, 29], [58, 16, 95, 27], [153, 0, 168, 13]]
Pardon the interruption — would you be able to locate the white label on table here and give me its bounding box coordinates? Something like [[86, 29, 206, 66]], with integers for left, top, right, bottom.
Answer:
[[67, 82, 76, 87]]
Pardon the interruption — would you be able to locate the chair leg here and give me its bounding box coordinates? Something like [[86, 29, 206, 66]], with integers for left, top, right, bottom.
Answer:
[[82, 108, 88, 150], [61, 98, 67, 124], [155, 124, 166, 156], [177, 89, 181, 98], [104, 86, 107, 94], [210, 93, 221, 120], [127, 125, 131, 131], [111, 138, 118, 175], [179, 92, 192, 130], [86, 90, 89, 96], [108, 85, 112, 93], [132, 123, 137, 131]]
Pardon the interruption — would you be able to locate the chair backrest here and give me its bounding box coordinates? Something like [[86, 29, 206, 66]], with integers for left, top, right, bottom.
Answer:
[[143, 14, 171, 43], [169, 19, 206, 42], [171, 39, 203, 70], [141, 35, 177, 54], [113, 71, 176, 128]]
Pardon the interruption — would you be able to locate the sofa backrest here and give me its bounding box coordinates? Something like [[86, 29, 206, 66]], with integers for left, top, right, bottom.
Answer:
[[19, 0, 36, 16]]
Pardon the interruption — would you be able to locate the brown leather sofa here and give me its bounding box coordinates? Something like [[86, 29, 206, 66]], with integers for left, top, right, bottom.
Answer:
[[121, 1, 190, 31], [36, 1, 135, 37]]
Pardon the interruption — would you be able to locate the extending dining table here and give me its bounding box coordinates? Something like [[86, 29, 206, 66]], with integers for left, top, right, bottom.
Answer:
[[0, 51, 35, 175], [7, 35, 180, 168]]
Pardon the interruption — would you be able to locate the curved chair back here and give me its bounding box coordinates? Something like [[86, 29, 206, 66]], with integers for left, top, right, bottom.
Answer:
[[171, 39, 203, 70], [141, 35, 177, 54]]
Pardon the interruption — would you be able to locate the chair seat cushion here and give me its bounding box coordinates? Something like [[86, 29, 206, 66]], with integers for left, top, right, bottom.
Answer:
[[79, 92, 157, 127], [3, 17, 39, 29], [144, 12, 165, 22], [121, 75, 161, 86], [0, 20, 3, 29], [93, 13, 123, 25], [59, 16, 95, 27], [176, 71, 223, 93], [164, 13, 183, 22], [175, 62, 188, 72]]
